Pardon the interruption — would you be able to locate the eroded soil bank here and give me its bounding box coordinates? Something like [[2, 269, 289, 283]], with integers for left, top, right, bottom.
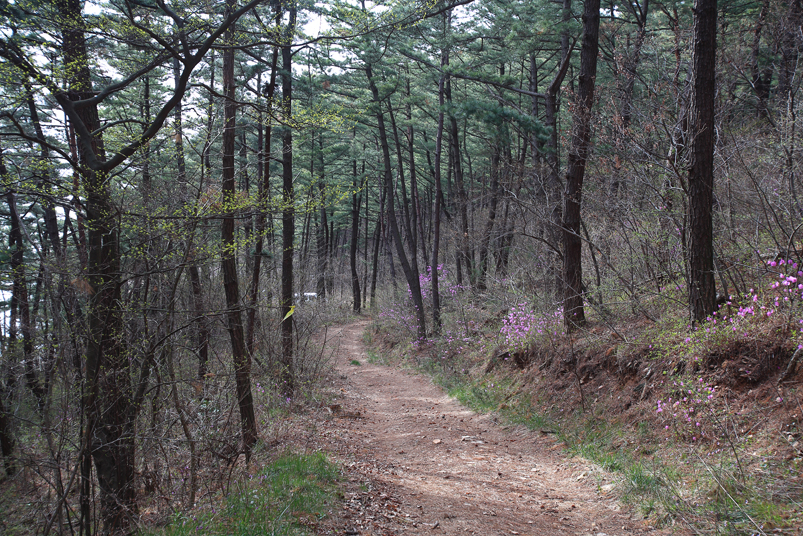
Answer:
[[315, 320, 681, 535]]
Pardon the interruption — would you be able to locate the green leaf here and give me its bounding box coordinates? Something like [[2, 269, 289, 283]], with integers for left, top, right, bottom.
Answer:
[[282, 305, 295, 322]]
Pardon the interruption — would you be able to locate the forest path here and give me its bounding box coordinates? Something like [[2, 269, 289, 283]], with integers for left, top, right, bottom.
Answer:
[[316, 319, 671, 536]]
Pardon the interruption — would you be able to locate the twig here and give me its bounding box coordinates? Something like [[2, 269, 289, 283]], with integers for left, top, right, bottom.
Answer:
[[695, 453, 766, 536], [708, 400, 746, 482], [570, 337, 586, 412], [778, 346, 802, 385], [272, 496, 294, 536], [41, 458, 82, 536]]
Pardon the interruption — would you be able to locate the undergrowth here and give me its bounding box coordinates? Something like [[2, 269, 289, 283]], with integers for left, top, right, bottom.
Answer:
[[151, 452, 340, 536]]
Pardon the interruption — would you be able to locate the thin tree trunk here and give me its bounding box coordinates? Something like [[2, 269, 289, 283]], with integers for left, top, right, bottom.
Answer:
[[25, 84, 83, 376], [5, 188, 43, 409], [367, 63, 426, 338], [445, 71, 472, 287], [431, 31, 448, 332], [363, 177, 370, 310], [172, 57, 211, 383], [545, 5, 574, 301], [562, 0, 600, 331], [221, 0, 257, 457], [247, 46, 279, 357], [0, 390, 13, 476], [618, 0, 649, 130], [351, 140, 362, 312], [316, 133, 329, 299], [777, 0, 801, 112], [202, 50, 216, 189], [389, 105, 415, 255], [370, 186, 385, 307], [280, 4, 298, 397], [406, 80, 428, 268], [477, 140, 501, 291]]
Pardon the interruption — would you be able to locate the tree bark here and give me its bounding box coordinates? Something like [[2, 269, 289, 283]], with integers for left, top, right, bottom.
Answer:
[[370, 185, 386, 307], [406, 79, 429, 268], [221, 0, 258, 457], [0, 389, 13, 476], [562, 0, 600, 331], [367, 62, 427, 339], [618, 0, 649, 131], [5, 187, 44, 409], [172, 57, 211, 383], [777, 0, 801, 112], [688, 0, 718, 322], [280, 4, 298, 397], [544, 2, 573, 300], [446, 74, 472, 287], [316, 133, 329, 299], [431, 38, 448, 332], [55, 0, 137, 531], [24, 84, 84, 376], [389, 105, 416, 256], [477, 140, 501, 290], [247, 46, 279, 357], [351, 146, 362, 313]]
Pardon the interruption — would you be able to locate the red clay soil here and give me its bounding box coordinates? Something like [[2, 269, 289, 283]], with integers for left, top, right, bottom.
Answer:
[[315, 319, 682, 536]]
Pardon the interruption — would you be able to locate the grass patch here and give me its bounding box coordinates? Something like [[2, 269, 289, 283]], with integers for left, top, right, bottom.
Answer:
[[152, 452, 340, 536], [365, 350, 382, 364], [350, 359, 361, 366], [448, 382, 500, 412]]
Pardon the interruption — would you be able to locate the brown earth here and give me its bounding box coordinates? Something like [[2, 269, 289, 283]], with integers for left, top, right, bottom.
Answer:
[[314, 319, 684, 536]]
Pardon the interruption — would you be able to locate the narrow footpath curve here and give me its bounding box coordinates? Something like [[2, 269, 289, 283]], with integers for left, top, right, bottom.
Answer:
[[316, 320, 676, 536]]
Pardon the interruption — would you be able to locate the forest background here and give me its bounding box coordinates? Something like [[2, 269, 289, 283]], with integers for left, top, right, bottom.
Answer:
[[0, 0, 801, 533]]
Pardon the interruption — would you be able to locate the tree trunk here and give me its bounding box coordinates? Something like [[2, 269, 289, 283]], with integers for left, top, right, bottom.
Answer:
[[618, 0, 649, 131], [688, 0, 718, 322], [777, 0, 801, 112], [431, 35, 448, 332], [367, 62, 427, 339], [544, 3, 573, 301], [406, 79, 429, 269], [316, 133, 329, 299], [562, 0, 600, 331], [172, 57, 211, 383], [389, 105, 416, 256], [280, 4, 298, 397], [25, 84, 84, 377], [446, 74, 472, 287], [749, 0, 771, 119], [221, 0, 257, 457], [0, 390, 13, 476], [5, 188, 44, 409], [247, 46, 279, 357], [370, 186, 386, 307], [56, 0, 136, 530], [477, 141, 501, 291], [351, 148, 362, 313], [363, 179, 370, 309]]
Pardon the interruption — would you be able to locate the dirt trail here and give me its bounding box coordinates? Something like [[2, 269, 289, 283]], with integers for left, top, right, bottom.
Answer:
[[317, 320, 671, 535]]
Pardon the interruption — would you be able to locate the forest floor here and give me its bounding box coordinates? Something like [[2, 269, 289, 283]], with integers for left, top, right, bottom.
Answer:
[[311, 319, 680, 536]]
